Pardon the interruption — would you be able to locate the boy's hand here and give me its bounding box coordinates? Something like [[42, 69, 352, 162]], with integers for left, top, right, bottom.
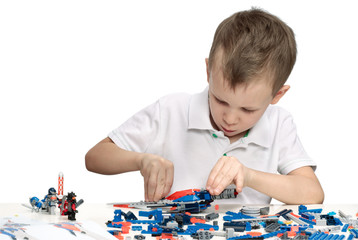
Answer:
[[206, 155, 250, 195], [139, 153, 174, 202]]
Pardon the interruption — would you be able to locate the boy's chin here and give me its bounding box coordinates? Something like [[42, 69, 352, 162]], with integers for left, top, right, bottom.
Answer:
[[223, 131, 238, 137]]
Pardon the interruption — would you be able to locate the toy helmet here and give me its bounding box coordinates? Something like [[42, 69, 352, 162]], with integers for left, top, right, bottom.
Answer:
[[30, 196, 40, 206], [48, 187, 57, 195]]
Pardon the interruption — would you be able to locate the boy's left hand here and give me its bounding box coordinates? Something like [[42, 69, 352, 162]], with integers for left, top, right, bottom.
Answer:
[[206, 155, 250, 195]]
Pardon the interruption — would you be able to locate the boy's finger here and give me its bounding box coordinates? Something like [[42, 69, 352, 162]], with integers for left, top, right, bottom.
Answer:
[[234, 171, 244, 193], [147, 169, 159, 202], [211, 172, 228, 195], [153, 168, 166, 201], [210, 157, 238, 195], [142, 172, 150, 202], [163, 165, 174, 197], [209, 157, 230, 185], [144, 177, 149, 201], [206, 157, 226, 189]]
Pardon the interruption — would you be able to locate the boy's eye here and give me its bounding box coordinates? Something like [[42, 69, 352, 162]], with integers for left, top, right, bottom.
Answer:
[[215, 97, 227, 105], [242, 108, 255, 114]]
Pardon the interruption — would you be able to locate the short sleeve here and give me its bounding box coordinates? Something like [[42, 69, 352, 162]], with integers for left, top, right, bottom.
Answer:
[[108, 100, 160, 153], [277, 112, 316, 175]]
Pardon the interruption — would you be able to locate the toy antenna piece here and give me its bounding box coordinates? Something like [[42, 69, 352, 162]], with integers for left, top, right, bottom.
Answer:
[[58, 172, 64, 198]]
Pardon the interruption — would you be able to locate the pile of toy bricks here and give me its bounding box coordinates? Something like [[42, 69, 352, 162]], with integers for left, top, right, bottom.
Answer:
[[106, 205, 358, 240]]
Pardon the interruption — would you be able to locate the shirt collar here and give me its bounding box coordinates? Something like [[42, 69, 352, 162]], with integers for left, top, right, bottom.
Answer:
[[188, 87, 272, 148], [243, 108, 271, 148], [188, 87, 213, 130]]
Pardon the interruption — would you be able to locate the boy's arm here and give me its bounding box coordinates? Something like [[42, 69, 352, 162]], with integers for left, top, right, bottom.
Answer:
[[206, 156, 324, 204], [85, 137, 141, 174], [246, 166, 324, 204], [85, 137, 174, 201]]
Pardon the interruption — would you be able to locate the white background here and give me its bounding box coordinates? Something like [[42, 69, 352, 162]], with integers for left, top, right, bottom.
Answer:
[[1, 0, 357, 204]]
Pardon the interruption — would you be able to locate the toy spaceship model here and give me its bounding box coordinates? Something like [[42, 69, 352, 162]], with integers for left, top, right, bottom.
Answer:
[[109, 188, 238, 213]]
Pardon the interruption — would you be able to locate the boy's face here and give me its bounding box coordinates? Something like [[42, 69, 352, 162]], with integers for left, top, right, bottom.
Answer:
[[206, 53, 289, 142]]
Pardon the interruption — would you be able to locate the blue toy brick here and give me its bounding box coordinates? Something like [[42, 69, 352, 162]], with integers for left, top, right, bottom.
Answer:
[[227, 234, 253, 240], [350, 229, 358, 238], [342, 224, 349, 232], [224, 211, 255, 221], [139, 209, 163, 222], [128, 220, 160, 224], [259, 230, 286, 239], [173, 194, 200, 202], [326, 235, 334, 240], [276, 209, 293, 218], [299, 205, 308, 214], [132, 226, 143, 231], [332, 235, 341, 240], [280, 225, 292, 231], [308, 231, 319, 240], [299, 205, 322, 215], [106, 221, 123, 228], [301, 213, 315, 221], [334, 218, 343, 226], [246, 222, 252, 231], [320, 215, 343, 226], [299, 217, 316, 225], [310, 231, 325, 240], [299, 225, 311, 231], [187, 223, 219, 232], [113, 209, 123, 222], [318, 233, 329, 240]]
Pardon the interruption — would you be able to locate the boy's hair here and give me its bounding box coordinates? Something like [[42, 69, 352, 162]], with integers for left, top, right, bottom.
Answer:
[[208, 8, 297, 96]]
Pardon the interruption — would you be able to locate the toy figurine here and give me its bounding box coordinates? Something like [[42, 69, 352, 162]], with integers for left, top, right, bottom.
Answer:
[[42, 187, 59, 215], [59, 192, 84, 221], [29, 196, 43, 212], [28, 187, 59, 214]]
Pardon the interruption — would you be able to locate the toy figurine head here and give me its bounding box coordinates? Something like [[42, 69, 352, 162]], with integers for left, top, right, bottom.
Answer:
[[30, 196, 40, 206], [67, 192, 77, 201], [48, 187, 57, 195]]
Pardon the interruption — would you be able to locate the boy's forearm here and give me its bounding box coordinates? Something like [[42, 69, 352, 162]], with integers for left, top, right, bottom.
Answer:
[[85, 138, 143, 175], [246, 168, 324, 204]]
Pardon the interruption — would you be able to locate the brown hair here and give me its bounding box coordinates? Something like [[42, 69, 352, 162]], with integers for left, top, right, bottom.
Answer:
[[208, 8, 297, 96]]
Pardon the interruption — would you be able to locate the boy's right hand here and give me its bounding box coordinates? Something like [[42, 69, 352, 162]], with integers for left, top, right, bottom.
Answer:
[[139, 153, 174, 202]]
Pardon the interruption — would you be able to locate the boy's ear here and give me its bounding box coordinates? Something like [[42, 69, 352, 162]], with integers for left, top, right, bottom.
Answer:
[[271, 85, 290, 104], [205, 58, 210, 83]]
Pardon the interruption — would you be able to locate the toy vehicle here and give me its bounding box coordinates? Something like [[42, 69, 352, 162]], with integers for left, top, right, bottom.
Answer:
[[111, 188, 237, 213]]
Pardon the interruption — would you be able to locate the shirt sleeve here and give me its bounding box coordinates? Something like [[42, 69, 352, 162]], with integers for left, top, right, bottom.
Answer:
[[108, 100, 160, 153], [277, 111, 316, 175]]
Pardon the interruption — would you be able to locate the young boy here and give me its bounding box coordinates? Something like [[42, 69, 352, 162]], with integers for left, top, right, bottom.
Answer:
[[85, 8, 324, 204]]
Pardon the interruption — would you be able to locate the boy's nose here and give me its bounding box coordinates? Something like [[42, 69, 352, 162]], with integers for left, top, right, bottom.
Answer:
[[223, 112, 239, 126]]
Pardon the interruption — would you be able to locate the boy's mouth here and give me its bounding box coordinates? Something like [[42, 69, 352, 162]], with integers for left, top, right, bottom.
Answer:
[[222, 126, 235, 133]]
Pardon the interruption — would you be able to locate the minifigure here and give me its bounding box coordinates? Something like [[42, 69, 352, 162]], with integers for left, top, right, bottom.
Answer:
[[41, 187, 59, 214], [29, 196, 43, 212], [59, 192, 84, 221]]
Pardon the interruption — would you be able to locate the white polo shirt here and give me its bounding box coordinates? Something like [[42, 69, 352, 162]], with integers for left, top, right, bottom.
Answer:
[[109, 87, 316, 204]]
